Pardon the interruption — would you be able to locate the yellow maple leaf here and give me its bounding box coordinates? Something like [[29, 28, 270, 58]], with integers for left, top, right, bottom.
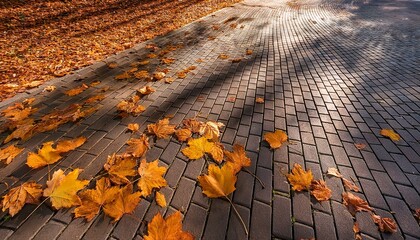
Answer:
[[287, 163, 313, 191], [380, 129, 401, 141], [126, 134, 149, 157], [310, 180, 332, 202], [74, 178, 120, 221], [198, 164, 236, 198], [103, 184, 141, 222], [4, 123, 35, 143], [264, 129, 288, 149], [144, 211, 194, 240], [55, 136, 87, 153], [138, 86, 155, 95], [224, 144, 251, 174], [104, 154, 137, 185], [0, 145, 24, 164], [127, 123, 139, 132], [182, 137, 224, 162], [153, 72, 166, 80], [155, 191, 167, 208], [175, 128, 192, 142], [117, 95, 146, 117], [199, 121, 224, 141], [137, 159, 167, 197], [2, 182, 43, 217], [147, 118, 176, 139], [43, 169, 89, 209], [65, 84, 88, 96]]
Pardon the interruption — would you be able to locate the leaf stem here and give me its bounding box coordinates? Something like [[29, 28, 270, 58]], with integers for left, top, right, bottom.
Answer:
[[224, 196, 248, 235], [243, 168, 265, 189]]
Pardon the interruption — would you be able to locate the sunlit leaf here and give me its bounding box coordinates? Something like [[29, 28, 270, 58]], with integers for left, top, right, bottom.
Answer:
[[264, 129, 288, 149], [65, 84, 88, 96], [147, 118, 176, 139], [0, 145, 24, 165], [137, 159, 167, 197], [104, 153, 137, 185], [144, 211, 194, 240], [2, 182, 42, 217], [224, 144, 251, 174], [310, 180, 332, 201], [198, 164, 236, 198], [103, 184, 141, 222], [380, 129, 401, 141], [342, 192, 373, 216], [286, 163, 313, 191], [126, 134, 149, 158], [155, 191, 167, 208]]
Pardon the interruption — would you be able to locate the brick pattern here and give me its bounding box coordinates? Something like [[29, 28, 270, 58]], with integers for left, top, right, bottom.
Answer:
[[0, 0, 419, 239]]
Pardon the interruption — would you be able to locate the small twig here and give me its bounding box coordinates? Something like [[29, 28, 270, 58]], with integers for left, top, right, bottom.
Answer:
[[243, 168, 265, 189], [224, 196, 248, 235]]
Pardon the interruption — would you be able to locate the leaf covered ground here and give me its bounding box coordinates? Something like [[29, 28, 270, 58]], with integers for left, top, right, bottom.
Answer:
[[0, 0, 241, 101]]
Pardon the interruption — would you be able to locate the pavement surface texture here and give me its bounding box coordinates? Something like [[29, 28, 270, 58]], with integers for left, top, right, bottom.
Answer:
[[0, 0, 419, 239]]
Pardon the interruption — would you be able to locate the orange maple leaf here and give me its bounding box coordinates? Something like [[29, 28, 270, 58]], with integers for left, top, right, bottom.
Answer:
[[224, 144, 251, 174], [127, 123, 139, 132], [0, 145, 24, 164], [43, 169, 89, 209], [74, 178, 120, 221], [286, 163, 313, 191], [310, 180, 332, 202], [155, 191, 167, 208], [199, 121, 224, 141], [255, 97, 264, 103], [84, 95, 105, 105], [104, 154, 137, 185], [65, 84, 88, 96], [175, 128, 192, 142], [117, 95, 146, 117], [2, 182, 43, 217], [103, 184, 141, 222], [147, 118, 176, 139], [137, 159, 167, 197], [182, 118, 203, 133], [126, 134, 149, 158], [182, 137, 224, 162], [138, 86, 155, 96], [145, 211, 194, 240], [198, 164, 236, 198], [264, 129, 288, 149], [371, 213, 398, 233]]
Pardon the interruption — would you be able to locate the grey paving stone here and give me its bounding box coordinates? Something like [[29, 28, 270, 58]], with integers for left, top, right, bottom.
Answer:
[[313, 211, 337, 240], [249, 200, 271, 240]]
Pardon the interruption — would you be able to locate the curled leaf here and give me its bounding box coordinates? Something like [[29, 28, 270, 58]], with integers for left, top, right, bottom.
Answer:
[[310, 180, 332, 202], [371, 213, 398, 233], [0, 145, 24, 164], [199, 121, 224, 141], [342, 192, 373, 216], [342, 178, 360, 192], [326, 167, 343, 178], [380, 129, 401, 141]]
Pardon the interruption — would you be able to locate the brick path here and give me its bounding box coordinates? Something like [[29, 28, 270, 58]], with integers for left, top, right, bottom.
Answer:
[[1, 0, 419, 239]]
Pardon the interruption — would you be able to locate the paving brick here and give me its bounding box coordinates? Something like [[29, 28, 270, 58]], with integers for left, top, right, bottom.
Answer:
[[331, 201, 354, 239], [371, 171, 401, 198], [253, 167, 272, 204], [111, 200, 150, 240], [382, 161, 411, 185], [165, 158, 187, 188], [226, 204, 250, 240], [293, 222, 315, 240], [272, 195, 292, 239], [386, 196, 420, 237], [396, 184, 420, 211], [249, 200, 271, 240], [313, 211, 337, 240], [202, 199, 230, 239], [170, 177, 196, 211], [160, 142, 181, 164]]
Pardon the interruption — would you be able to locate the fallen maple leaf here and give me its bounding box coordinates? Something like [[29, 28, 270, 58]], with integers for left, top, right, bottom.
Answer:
[[326, 167, 343, 178], [115, 72, 131, 80], [0, 145, 24, 164], [155, 191, 167, 207], [84, 95, 105, 104], [218, 54, 229, 59], [353, 222, 362, 240], [90, 81, 101, 87], [144, 211, 194, 240], [126, 135, 149, 158], [165, 77, 175, 84], [138, 86, 155, 96], [287, 163, 313, 191], [175, 128, 192, 142], [380, 129, 401, 141], [137, 159, 167, 197], [264, 129, 288, 149], [65, 84, 88, 96], [310, 180, 332, 201], [224, 144, 251, 174], [414, 208, 420, 224], [138, 60, 150, 65], [147, 53, 158, 58], [199, 121, 224, 142], [43, 169, 89, 209], [55, 136, 87, 153], [103, 184, 141, 222], [232, 58, 242, 63], [104, 154, 137, 185], [134, 70, 150, 80], [43, 86, 56, 92], [108, 63, 118, 69], [371, 213, 398, 233], [147, 118, 176, 139], [177, 71, 187, 79], [256, 97, 264, 103], [153, 72, 166, 81], [127, 123, 139, 132], [182, 137, 224, 162], [354, 143, 366, 150], [117, 95, 146, 117], [4, 123, 35, 143], [74, 178, 120, 221], [161, 58, 175, 64], [246, 49, 253, 55], [342, 192, 373, 216], [2, 182, 43, 217], [342, 178, 360, 192], [198, 164, 236, 198], [183, 118, 203, 133]]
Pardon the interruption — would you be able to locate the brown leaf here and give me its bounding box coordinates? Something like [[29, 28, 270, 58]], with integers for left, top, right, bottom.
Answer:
[[43, 86, 56, 92], [134, 70, 150, 80], [65, 84, 89, 96], [353, 222, 362, 240], [108, 63, 118, 69], [126, 135, 149, 158], [147, 118, 176, 139], [224, 144, 251, 174], [231, 58, 242, 63], [161, 58, 175, 64], [380, 129, 401, 141], [2, 182, 43, 216], [137, 159, 167, 197], [342, 192, 373, 216], [0, 145, 24, 164], [84, 95, 105, 104], [354, 143, 366, 150], [326, 167, 343, 178], [371, 213, 398, 233], [342, 178, 360, 192], [218, 54, 229, 59], [175, 128, 192, 142], [153, 72, 166, 80], [255, 97, 264, 103], [287, 163, 313, 191], [246, 49, 253, 55], [90, 81, 101, 87], [183, 118, 203, 133], [104, 154, 137, 185], [310, 180, 332, 201], [115, 72, 131, 80]]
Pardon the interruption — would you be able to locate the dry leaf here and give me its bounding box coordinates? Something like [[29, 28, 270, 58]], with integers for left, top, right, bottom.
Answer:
[[287, 163, 313, 191], [218, 54, 229, 59], [155, 191, 167, 208], [198, 164, 236, 198], [232, 58, 242, 63], [199, 121, 224, 141], [183, 118, 203, 133], [4, 123, 35, 143], [74, 178, 120, 221], [43, 169, 89, 209], [138, 86, 155, 95], [103, 184, 141, 222], [342, 178, 360, 192], [353, 222, 362, 240], [147, 118, 176, 139], [84, 95, 105, 104], [224, 144, 251, 174], [43, 86, 56, 92], [161, 58, 175, 64], [182, 137, 224, 162], [196, 58, 204, 63], [165, 77, 175, 84], [137, 159, 167, 197], [371, 213, 398, 233], [127, 123, 139, 132], [147, 53, 158, 58], [264, 129, 288, 149], [108, 63, 118, 69], [256, 97, 264, 103], [414, 208, 420, 223], [380, 129, 401, 141], [65, 84, 88, 96], [177, 71, 187, 79], [126, 135, 149, 158], [144, 211, 194, 240], [55, 136, 87, 153], [354, 143, 366, 150], [0, 145, 24, 164], [90, 81, 101, 87], [326, 167, 343, 178], [153, 72, 166, 80], [246, 49, 253, 55], [134, 70, 150, 80], [138, 60, 150, 65], [104, 154, 137, 185], [310, 180, 332, 202], [117, 95, 146, 117], [2, 182, 43, 217], [24, 81, 43, 88], [342, 192, 373, 216], [176, 128, 192, 142]]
